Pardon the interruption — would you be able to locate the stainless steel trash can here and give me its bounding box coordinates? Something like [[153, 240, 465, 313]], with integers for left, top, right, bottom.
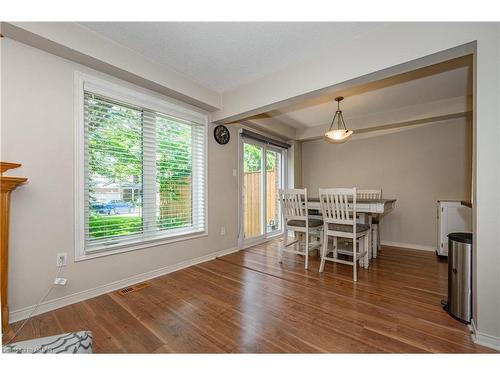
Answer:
[[446, 232, 472, 323]]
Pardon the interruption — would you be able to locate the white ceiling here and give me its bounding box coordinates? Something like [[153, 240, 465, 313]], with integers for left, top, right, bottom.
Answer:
[[79, 22, 386, 92], [265, 64, 471, 129]]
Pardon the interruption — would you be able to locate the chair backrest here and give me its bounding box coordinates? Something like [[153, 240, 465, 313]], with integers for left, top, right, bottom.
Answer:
[[319, 188, 357, 225], [357, 189, 382, 200], [279, 188, 308, 221]]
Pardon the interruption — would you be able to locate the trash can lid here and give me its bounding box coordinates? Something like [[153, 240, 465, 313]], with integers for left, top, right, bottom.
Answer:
[[448, 232, 473, 245]]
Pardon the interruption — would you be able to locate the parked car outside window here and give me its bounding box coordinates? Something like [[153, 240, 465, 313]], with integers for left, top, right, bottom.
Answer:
[[90, 200, 135, 215]]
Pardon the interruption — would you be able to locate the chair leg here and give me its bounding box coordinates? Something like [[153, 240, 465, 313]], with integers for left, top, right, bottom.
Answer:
[[353, 237, 357, 282], [358, 239, 364, 267], [364, 234, 369, 269], [319, 231, 327, 273], [318, 229, 323, 258], [333, 237, 338, 259], [279, 227, 286, 263], [304, 231, 309, 270]]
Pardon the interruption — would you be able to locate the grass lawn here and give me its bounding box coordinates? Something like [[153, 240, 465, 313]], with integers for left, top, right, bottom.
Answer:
[[89, 214, 192, 239], [89, 215, 142, 238]]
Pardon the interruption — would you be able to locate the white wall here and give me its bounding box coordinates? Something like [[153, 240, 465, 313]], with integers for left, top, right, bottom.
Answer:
[[209, 22, 500, 344], [0, 38, 239, 316], [301, 118, 472, 250], [2, 23, 500, 346]]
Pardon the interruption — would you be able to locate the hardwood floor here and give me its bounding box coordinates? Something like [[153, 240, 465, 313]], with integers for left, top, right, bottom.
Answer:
[[5, 240, 495, 353]]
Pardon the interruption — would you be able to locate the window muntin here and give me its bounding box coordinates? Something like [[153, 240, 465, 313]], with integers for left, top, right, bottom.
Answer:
[[82, 88, 206, 254]]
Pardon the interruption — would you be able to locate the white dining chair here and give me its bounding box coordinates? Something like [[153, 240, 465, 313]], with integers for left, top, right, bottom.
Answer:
[[357, 189, 382, 258], [279, 188, 323, 269], [318, 188, 369, 282]]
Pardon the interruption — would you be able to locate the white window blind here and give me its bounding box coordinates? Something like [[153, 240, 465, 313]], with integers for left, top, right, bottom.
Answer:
[[83, 90, 206, 253]]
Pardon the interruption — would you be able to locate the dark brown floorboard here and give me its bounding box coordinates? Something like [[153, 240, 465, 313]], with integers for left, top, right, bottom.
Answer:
[[5, 240, 495, 353]]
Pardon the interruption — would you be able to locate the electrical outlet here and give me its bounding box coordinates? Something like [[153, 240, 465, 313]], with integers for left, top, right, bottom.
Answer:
[[56, 253, 67, 267], [232, 168, 237, 177], [54, 277, 68, 286], [220, 226, 226, 236]]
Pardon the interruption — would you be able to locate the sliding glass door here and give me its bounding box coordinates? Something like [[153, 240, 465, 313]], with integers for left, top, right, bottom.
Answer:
[[243, 142, 264, 241], [265, 148, 282, 235], [241, 138, 286, 246]]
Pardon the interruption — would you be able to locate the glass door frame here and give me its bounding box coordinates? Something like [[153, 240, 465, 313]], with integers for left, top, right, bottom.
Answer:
[[238, 136, 287, 249]]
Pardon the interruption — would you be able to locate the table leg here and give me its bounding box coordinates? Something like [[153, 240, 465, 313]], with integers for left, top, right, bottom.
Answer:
[[358, 213, 372, 260], [368, 214, 373, 260], [372, 222, 378, 258]]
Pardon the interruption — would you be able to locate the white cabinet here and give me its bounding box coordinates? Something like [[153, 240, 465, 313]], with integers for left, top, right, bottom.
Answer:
[[437, 200, 472, 256]]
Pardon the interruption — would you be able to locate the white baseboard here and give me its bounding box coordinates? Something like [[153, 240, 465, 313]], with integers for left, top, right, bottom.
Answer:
[[471, 319, 500, 351], [9, 246, 239, 324], [381, 240, 435, 252]]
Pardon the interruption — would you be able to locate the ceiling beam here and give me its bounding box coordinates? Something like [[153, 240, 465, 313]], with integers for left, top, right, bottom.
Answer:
[[211, 23, 486, 124], [296, 95, 470, 140], [0, 22, 222, 111], [301, 111, 471, 143]]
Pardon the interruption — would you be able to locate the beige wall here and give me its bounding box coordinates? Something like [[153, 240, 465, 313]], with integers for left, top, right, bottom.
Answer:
[[1, 38, 239, 315], [2, 24, 499, 343], [210, 22, 499, 342], [301, 118, 472, 249], [287, 140, 302, 188]]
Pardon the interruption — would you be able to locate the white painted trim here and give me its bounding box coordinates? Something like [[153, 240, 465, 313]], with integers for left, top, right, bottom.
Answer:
[[74, 72, 86, 261], [240, 231, 283, 250], [471, 319, 500, 351], [9, 246, 239, 324], [470, 319, 478, 336], [75, 231, 208, 262], [237, 133, 288, 249], [81, 72, 208, 125], [381, 240, 435, 252], [73, 71, 209, 261]]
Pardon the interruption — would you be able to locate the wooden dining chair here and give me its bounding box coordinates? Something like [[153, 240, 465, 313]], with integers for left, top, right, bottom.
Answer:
[[318, 188, 369, 282], [357, 189, 382, 257], [278, 188, 323, 269]]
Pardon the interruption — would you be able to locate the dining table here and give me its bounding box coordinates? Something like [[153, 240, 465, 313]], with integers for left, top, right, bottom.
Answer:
[[306, 197, 397, 259]]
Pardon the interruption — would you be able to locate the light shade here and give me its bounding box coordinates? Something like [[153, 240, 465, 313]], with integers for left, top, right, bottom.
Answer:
[[324, 96, 353, 143], [324, 129, 353, 142]]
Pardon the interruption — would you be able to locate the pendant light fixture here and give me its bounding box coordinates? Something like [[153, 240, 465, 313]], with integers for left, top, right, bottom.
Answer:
[[324, 96, 353, 143]]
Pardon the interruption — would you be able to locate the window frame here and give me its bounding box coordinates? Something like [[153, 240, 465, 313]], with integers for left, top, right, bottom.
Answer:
[[237, 134, 288, 250], [74, 72, 208, 261]]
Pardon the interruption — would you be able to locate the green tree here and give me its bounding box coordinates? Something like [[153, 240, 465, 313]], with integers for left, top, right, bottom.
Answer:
[[86, 94, 194, 237], [156, 116, 192, 229], [244, 144, 276, 172], [86, 94, 142, 202]]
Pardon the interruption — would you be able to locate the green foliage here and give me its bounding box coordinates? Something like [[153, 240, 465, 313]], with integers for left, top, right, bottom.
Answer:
[[86, 95, 142, 184], [156, 116, 192, 205], [86, 94, 193, 239], [244, 144, 277, 172]]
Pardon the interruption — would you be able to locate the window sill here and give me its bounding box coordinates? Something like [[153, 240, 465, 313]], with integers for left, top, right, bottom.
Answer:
[[75, 230, 208, 262]]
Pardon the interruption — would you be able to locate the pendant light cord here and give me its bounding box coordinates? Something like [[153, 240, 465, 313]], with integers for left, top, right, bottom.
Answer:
[[327, 97, 348, 132]]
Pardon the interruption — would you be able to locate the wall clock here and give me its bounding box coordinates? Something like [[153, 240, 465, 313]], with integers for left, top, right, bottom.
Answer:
[[214, 125, 230, 145]]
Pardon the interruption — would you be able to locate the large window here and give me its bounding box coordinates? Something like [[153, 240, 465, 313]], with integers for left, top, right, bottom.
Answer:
[[75, 75, 207, 258]]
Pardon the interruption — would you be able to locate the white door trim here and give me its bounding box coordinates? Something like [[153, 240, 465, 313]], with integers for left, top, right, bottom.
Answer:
[[238, 136, 287, 249]]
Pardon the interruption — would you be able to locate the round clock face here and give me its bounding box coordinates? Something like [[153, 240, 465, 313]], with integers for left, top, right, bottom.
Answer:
[[214, 125, 230, 145]]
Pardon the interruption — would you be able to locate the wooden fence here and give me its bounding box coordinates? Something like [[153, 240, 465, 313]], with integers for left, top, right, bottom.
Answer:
[[158, 177, 192, 229], [243, 170, 279, 238]]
